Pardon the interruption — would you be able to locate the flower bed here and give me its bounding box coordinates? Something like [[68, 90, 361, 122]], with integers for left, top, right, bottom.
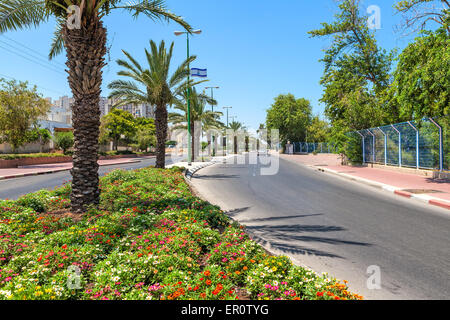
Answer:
[[0, 167, 362, 300]]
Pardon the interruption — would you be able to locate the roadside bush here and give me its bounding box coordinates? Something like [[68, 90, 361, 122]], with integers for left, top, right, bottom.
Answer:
[[53, 132, 74, 155]]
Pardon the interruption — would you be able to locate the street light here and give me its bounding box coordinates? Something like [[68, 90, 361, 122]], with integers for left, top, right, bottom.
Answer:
[[222, 106, 232, 156], [205, 86, 219, 156], [223, 106, 232, 127], [174, 29, 202, 165]]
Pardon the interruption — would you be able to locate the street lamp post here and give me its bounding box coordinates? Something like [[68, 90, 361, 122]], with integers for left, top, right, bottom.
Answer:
[[205, 86, 219, 156], [174, 29, 202, 165], [223, 106, 232, 156]]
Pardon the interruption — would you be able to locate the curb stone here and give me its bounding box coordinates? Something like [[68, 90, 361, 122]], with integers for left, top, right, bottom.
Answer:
[[185, 162, 215, 180], [0, 159, 143, 181]]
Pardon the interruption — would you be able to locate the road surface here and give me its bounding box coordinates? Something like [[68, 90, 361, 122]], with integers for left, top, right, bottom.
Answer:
[[190, 153, 450, 300]]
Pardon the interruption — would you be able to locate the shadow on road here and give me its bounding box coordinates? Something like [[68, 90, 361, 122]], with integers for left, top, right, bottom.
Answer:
[[238, 213, 323, 223], [194, 173, 240, 180], [242, 222, 371, 259]]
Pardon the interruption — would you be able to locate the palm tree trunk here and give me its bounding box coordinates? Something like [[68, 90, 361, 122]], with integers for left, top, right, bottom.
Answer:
[[63, 19, 106, 213], [155, 103, 167, 168]]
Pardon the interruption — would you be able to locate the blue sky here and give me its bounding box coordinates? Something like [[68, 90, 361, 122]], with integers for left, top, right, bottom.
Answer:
[[0, 0, 424, 129]]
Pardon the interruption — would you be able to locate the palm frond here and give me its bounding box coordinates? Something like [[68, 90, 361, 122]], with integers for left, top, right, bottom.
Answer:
[[112, 0, 192, 32], [49, 18, 65, 60], [0, 0, 48, 33]]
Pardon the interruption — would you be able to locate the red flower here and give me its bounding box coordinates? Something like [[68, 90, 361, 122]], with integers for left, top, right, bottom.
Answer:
[[316, 292, 324, 297]]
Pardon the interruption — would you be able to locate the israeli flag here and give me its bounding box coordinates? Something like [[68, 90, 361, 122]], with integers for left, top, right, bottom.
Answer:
[[190, 68, 207, 77]]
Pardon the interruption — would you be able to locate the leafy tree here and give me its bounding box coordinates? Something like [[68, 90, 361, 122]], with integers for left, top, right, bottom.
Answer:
[[391, 27, 449, 119], [0, 0, 191, 212], [100, 108, 137, 150], [307, 116, 330, 143], [0, 79, 50, 151], [309, 0, 395, 134], [53, 131, 74, 154], [265, 94, 312, 146], [134, 117, 156, 152], [394, 0, 450, 34], [27, 128, 52, 152], [108, 40, 195, 168]]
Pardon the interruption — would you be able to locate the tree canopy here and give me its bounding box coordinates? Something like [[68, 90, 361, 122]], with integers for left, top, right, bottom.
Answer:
[[0, 78, 50, 151], [266, 94, 312, 145]]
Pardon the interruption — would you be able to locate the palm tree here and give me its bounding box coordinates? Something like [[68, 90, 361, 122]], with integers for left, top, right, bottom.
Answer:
[[169, 88, 223, 161], [0, 0, 191, 213], [108, 40, 194, 168], [228, 121, 245, 154]]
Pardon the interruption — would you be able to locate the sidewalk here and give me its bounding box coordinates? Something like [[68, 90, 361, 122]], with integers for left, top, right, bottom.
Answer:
[[281, 153, 450, 210], [0, 157, 153, 180]]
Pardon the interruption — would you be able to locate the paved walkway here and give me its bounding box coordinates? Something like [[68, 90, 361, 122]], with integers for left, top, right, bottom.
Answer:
[[0, 157, 153, 180], [281, 154, 450, 208]]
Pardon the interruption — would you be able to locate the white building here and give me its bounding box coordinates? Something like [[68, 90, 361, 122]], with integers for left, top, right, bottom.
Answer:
[[45, 96, 155, 124]]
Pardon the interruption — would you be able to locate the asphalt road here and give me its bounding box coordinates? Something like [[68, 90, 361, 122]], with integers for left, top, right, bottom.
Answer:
[[190, 154, 450, 300], [0, 156, 174, 200]]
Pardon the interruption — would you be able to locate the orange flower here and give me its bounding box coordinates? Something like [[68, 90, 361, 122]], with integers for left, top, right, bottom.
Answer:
[[204, 270, 211, 277], [235, 271, 241, 275], [206, 280, 212, 286], [200, 293, 206, 299], [243, 266, 248, 271]]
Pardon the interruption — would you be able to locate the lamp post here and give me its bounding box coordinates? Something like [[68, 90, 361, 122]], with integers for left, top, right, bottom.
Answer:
[[174, 29, 202, 165], [205, 86, 219, 156], [223, 106, 232, 156]]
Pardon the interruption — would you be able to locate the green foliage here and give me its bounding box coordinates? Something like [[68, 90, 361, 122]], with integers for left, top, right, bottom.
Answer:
[[0, 79, 50, 151], [0, 153, 67, 160], [134, 117, 156, 151], [307, 116, 330, 143], [53, 132, 74, 154], [391, 27, 449, 119], [100, 108, 137, 150], [394, 0, 450, 34], [165, 140, 177, 146], [309, 0, 395, 143], [266, 94, 312, 146], [26, 128, 52, 145]]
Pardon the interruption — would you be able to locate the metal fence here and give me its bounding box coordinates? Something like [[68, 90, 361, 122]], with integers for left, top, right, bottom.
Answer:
[[292, 142, 338, 154], [348, 117, 449, 172]]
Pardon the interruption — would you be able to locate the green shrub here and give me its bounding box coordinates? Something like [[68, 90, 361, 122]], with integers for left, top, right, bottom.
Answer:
[[53, 132, 74, 154]]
